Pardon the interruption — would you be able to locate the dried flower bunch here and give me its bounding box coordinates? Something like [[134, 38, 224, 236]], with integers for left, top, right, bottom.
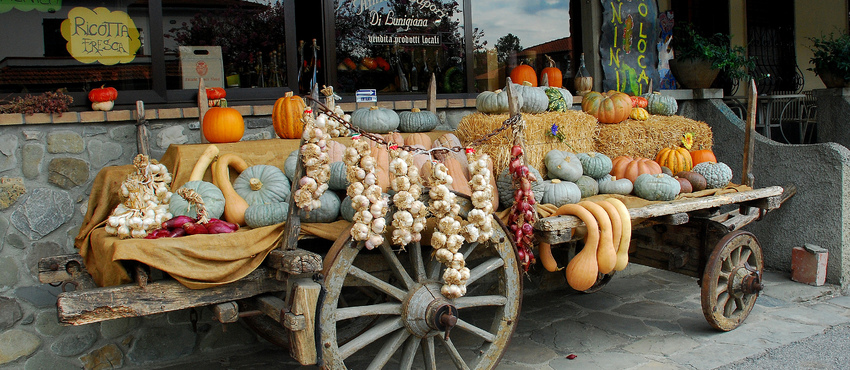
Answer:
[[0, 89, 73, 115]]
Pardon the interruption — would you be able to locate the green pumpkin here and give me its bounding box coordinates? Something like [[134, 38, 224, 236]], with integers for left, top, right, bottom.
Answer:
[[302, 190, 341, 223], [328, 161, 349, 190], [544, 150, 583, 182], [541, 179, 581, 207], [244, 201, 289, 228], [597, 174, 634, 195], [634, 173, 681, 201], [496, 166, 545, 209], [475, 89, 522, 114], [169, 180, 226, 220], [284, 150, 298, 181], [545, 87, 572, 112], [643, 92, 678, 116], [233, 165, 291, 206], [575, 175, 599, 198], [513, 83, 549, 114], [692, 161, 733, 189], [577, 152, 613, 179], [350, 106, 400, 133], [398, 108, 439, 132]]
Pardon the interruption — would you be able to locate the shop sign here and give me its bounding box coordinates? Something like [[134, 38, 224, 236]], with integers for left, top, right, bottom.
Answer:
[[599, 0, 660, 95], [60, 7, 141, 65], [0, 0, 61, 13], [356, 89, 377, 102], [338, 0, 453, 47]]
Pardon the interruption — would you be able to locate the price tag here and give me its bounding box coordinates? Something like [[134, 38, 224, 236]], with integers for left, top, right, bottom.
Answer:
[[355, 89, 377, 103]]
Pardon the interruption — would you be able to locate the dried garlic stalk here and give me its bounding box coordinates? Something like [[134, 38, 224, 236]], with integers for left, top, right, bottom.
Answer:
[[389, 148, 427, 247], [105, 154, 173, 239], [429, 161, 469, 299], [294, 109, 331, 211], [343, 136, 389, 250]]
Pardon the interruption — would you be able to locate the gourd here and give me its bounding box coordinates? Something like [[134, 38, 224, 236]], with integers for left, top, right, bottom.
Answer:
[[629, 107, 649, 121], [541, 179, 581, 207], [326, 140, 347, 163], [676, 170, 708, 191], [509, 63, 537, 86], [433, 133, 468, 176], [284, 150, 299, 181], [540, 55, 563, 88], [203, 104, 244, 143], [675, 176, 693, 193], [398, 108, 439, 132], [660, 166, 673, 176], [404, 133, 433, 149], [444, 157, 471, 195], [575, 175, 599, 198], [188, 144, 220, 182], [350, 106, 399, 133], [597, 175, 633, 195], [212, 153, 251, 225], [384, 132, 405, 146], [88, 85, 118, 111], [560, 204, 600, 291], [581, 90, 633, 124], [244, 201, 289, 228], [233, 165, 290, 206], [272, 92, 307, 139], [594, 200, 622, 274], [513, 82, 549, 114], [630, 95, 648, 108], [301, 190, 341, 223], [544, 150, 583, 182], [475, 89, 521, 114], [370, 142, 392, 191], [496, 166, 544, 209], [692, 162, 733, 189], [611, 156, 662, 183], [328, 161, 349, 190], [634, 173, 681, 201], [169, 181, 225, 220], [545, 87, 572, 112], [580, 201, 615, 274], [205, 87, 226, 107], [655, 147, 693, 173], [643, 92, 678, 116], [606, 198, 632, 271], [690, 148, 717, 165], [577, 152, 613, 179], [340, 196, 355, 222]]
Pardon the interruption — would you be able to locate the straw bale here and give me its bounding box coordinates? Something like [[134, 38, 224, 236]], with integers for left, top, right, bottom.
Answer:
[[594, 115, 713, 159], [456, 111, 598, 177]]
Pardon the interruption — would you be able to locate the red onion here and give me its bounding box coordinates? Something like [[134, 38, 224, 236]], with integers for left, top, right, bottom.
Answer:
[[182, 222, 209, 235], [511, 145, 523, 157], [162, 215, 195, 230], [521, 222, 533, 235]]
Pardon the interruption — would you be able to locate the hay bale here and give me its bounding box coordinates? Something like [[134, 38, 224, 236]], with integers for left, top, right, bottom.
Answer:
[[456, 111, 598, 177], [594, 115, 713, 159]]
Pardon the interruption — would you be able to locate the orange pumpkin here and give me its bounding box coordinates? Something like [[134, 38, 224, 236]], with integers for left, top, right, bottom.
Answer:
[[510, 64, 538, 87], [690, 149, 717, 165], [404, 133, 433, 149], [611, 156, 662, 183], [272, 92, 306, 139], [581, 91, 632, 124], [630, 95, 648, 108], [202, 106, 244, 143], [540, 55, 563, 88], [655, 147, 694, 173]]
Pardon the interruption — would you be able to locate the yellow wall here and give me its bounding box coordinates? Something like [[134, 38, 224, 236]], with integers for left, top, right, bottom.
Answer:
[[795, 0, 848, 90]]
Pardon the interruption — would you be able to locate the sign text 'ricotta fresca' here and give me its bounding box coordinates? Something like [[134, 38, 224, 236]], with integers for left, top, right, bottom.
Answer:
[[60, 7, 141, 65]]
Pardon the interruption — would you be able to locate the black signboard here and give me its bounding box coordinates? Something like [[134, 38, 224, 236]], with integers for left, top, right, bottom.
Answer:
[[599, 0, 660, 95]]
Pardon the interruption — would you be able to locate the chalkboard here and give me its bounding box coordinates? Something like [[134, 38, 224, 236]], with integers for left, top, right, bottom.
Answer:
[[599, 0, 660, 95]]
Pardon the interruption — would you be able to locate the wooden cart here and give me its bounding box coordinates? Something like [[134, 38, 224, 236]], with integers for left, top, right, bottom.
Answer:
[[38, 83, 791, 369]]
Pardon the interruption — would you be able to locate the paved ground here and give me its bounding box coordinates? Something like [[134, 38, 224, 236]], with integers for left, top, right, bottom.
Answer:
[[158, 264, 848, 370]]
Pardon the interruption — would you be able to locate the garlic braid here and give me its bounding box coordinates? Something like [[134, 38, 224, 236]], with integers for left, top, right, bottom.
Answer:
[[429, 161, 469, 299], [463, 150, 496, 244], [389, 148, 427, 247], [343, 136, 389, 250], [294, 110, 331, 212]]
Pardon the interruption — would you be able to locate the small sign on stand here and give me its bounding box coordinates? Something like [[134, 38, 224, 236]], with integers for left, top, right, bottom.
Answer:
[[355, 89, 377, 103]]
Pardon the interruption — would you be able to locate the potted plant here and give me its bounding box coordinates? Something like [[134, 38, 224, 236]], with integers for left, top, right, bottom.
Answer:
[[670, 24, 756, 89], [808, 32, 850, 88]]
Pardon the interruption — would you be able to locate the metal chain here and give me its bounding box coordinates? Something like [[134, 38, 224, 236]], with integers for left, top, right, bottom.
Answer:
[[305, 96, 522, 155]]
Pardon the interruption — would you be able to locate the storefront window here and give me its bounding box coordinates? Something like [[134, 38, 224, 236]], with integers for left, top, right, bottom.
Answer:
[[471, 0, 572, 92], [0, 0, 152, 94], [333, 0, 466, 94], [163, 0, 288, 90]]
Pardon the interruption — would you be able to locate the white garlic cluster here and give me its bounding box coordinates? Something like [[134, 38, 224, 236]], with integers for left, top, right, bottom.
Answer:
[[462, 150, 496, 244], [326, 105, 352, 138], [105, 154, 173, 239], [294, 111, 331, 211], [389, 149, 427, 247], [429, 162, 469, 299], [343, 136, 389, 250]]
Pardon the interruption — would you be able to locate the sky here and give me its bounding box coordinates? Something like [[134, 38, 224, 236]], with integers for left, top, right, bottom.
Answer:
[[472, 0, 571, 50]]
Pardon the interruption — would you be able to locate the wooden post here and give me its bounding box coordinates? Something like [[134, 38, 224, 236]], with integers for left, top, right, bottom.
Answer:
[[743, 79, 757, 188], [135, 101, 150, 157], [286, 278, 321, 365], [198, 78, 209, 144]]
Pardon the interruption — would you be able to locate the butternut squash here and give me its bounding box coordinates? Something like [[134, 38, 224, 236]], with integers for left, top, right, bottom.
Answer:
[[595, 200, 622, 257], [188, 144, 220, 182], [212, 153, 251, 225], [560, 204, 600, 291], [605, 198, 632, 271], [580, 201, 616, 275]]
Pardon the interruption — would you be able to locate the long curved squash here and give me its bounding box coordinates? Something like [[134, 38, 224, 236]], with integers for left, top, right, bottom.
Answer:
[[188, 144, 220, 182], [595, 200, 622, 258], [605, 198, 632, 271], [558, 204, 600, 291], [579, 201, 615, 275], [212, 153, 250, 225]]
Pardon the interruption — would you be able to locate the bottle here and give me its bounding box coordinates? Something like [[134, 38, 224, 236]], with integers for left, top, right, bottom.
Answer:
[[421, 48, 431, 92], [410, 49, 420, 92], [433, 49, 442, 93], [575, 53, 593, 96]]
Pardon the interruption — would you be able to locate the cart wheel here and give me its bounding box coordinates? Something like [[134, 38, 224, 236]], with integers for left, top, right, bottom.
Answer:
[[700, 230, 764, 331], [320, 211, 521, 369]]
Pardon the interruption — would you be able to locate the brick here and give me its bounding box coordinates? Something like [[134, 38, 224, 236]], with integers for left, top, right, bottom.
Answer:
[[338, 102, 357, 112], [0, 114, 23, 125], [79, 111, 106, 123], [791, 245, 828, 286], [105, 110, 133, 122], [24, 113, 52, 124], [465, 98, 477, 107], [412, 100, 428, 109], [157, 108, 183, 119], [394, 100, 413, 110], [232, 105, 252, 116], [52, 112, 79, 123], [253, 105, 273, 116], [434, 99, 448, 108], [376, 101, 394, 110], [447, 98, 465, 108], [182, 107, 200, 118]]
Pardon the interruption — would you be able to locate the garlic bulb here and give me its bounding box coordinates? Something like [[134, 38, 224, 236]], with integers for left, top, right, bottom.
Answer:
[[106, 154, 173, 239], [389, 148, 427, 247], [463, 150, 496, 243], [428, 161, 468, 299], [343, 136, 388, 249], [294, 110, 332, 212]]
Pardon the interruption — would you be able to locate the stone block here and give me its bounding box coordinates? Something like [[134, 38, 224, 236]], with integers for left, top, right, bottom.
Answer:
[[791, 245, 828, 286], [0, 329, 41, 365]]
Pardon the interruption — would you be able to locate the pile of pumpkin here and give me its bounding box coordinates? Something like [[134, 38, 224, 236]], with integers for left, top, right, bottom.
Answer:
[[581, 90, 679, 123]]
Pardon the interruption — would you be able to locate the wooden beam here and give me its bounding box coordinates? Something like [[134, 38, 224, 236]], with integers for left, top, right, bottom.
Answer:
[[198, 78, 209, 144], [287, 279, 321, 365], [212, 302, 239, 324]]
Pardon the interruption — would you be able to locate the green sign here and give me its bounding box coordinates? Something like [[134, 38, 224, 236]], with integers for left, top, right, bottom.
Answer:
[[0, 0, 61, 13]]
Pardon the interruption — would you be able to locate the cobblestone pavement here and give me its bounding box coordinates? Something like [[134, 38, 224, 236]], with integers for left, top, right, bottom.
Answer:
[[157, 265, 847, 370]]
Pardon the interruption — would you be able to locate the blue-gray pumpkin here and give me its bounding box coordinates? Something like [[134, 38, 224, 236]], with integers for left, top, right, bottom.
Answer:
[[545, 150, 583, 182], [541, 179, 581, 207], [634, 173, 680, 201], [284, 150, 298, 181], [233, 165, 291, 206], [244, 201, 289, 228], [169, 180, 226, 220], [350, 106, 399, 133], [398, 108, 439, 132], [328, 161, 349, 190], [302, 190, 341, 223]]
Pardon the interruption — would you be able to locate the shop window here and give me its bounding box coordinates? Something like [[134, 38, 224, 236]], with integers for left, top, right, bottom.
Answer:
[[332, 0, 466, 94], [0, 0, 152, 94], [471, 0, 573, 92]]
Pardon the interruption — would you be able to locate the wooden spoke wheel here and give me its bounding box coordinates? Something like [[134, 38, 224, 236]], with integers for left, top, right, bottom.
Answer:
[[700, 230, 764, 331], [320, 206, 521, 369]]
